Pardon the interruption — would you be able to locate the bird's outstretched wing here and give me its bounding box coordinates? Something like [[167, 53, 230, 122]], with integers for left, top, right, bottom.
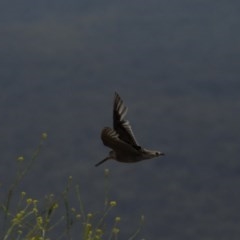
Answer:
[[101, 127, 120, 149], [113, 92, 139, 146], [101, 127, 140, 152]]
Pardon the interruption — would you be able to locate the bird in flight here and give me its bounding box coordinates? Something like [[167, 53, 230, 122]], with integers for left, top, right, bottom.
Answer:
[[95, 92, 165, 167]]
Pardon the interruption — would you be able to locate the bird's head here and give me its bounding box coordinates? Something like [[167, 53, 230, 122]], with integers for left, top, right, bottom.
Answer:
[[141, 149, 165, 160]]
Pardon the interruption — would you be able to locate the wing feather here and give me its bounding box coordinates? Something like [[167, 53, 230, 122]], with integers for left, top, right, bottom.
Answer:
[[101, 127, 140, 153], [113, 92, 139, 146], [101, 127, 119, 148]]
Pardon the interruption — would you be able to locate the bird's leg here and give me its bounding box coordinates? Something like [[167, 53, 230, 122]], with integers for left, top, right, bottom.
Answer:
[[95, 157, 111, 167]]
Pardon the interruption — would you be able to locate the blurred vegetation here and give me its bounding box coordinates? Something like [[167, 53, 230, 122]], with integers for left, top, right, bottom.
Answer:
[[0, 133, 144, 240]]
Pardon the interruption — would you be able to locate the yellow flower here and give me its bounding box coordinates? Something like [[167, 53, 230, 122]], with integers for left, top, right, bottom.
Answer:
[[53, 203, 58, 209], [86, 223, 92, 230], [41, 132, 48, 140], [12, 211, 25, 224], [21, 192, 26, 198], [109, 201, 117, 207], [49, 193, 54, 198], [87, 213, 93, 218], [33, 207, 38, 214], [112, 227, 120, 234], [37, 216, 43, 225], [26, 198, 33, 204], [96, 228, 103, 235], [17, 156, 24, 162], [104, 168, 109, 176]]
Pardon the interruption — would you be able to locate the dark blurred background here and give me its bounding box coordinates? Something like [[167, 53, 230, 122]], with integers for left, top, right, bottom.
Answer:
[[0, 0, 240, 239]]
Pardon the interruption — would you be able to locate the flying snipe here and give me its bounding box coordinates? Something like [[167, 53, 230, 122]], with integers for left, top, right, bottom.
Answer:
[[95, 92, 164, 167]]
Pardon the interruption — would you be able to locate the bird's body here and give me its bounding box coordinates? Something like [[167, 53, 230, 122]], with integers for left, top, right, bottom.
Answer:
[[95, 92, 164, 167]]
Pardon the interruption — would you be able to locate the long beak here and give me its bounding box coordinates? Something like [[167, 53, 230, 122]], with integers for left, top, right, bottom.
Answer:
[[95, 157, 111, 167]]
